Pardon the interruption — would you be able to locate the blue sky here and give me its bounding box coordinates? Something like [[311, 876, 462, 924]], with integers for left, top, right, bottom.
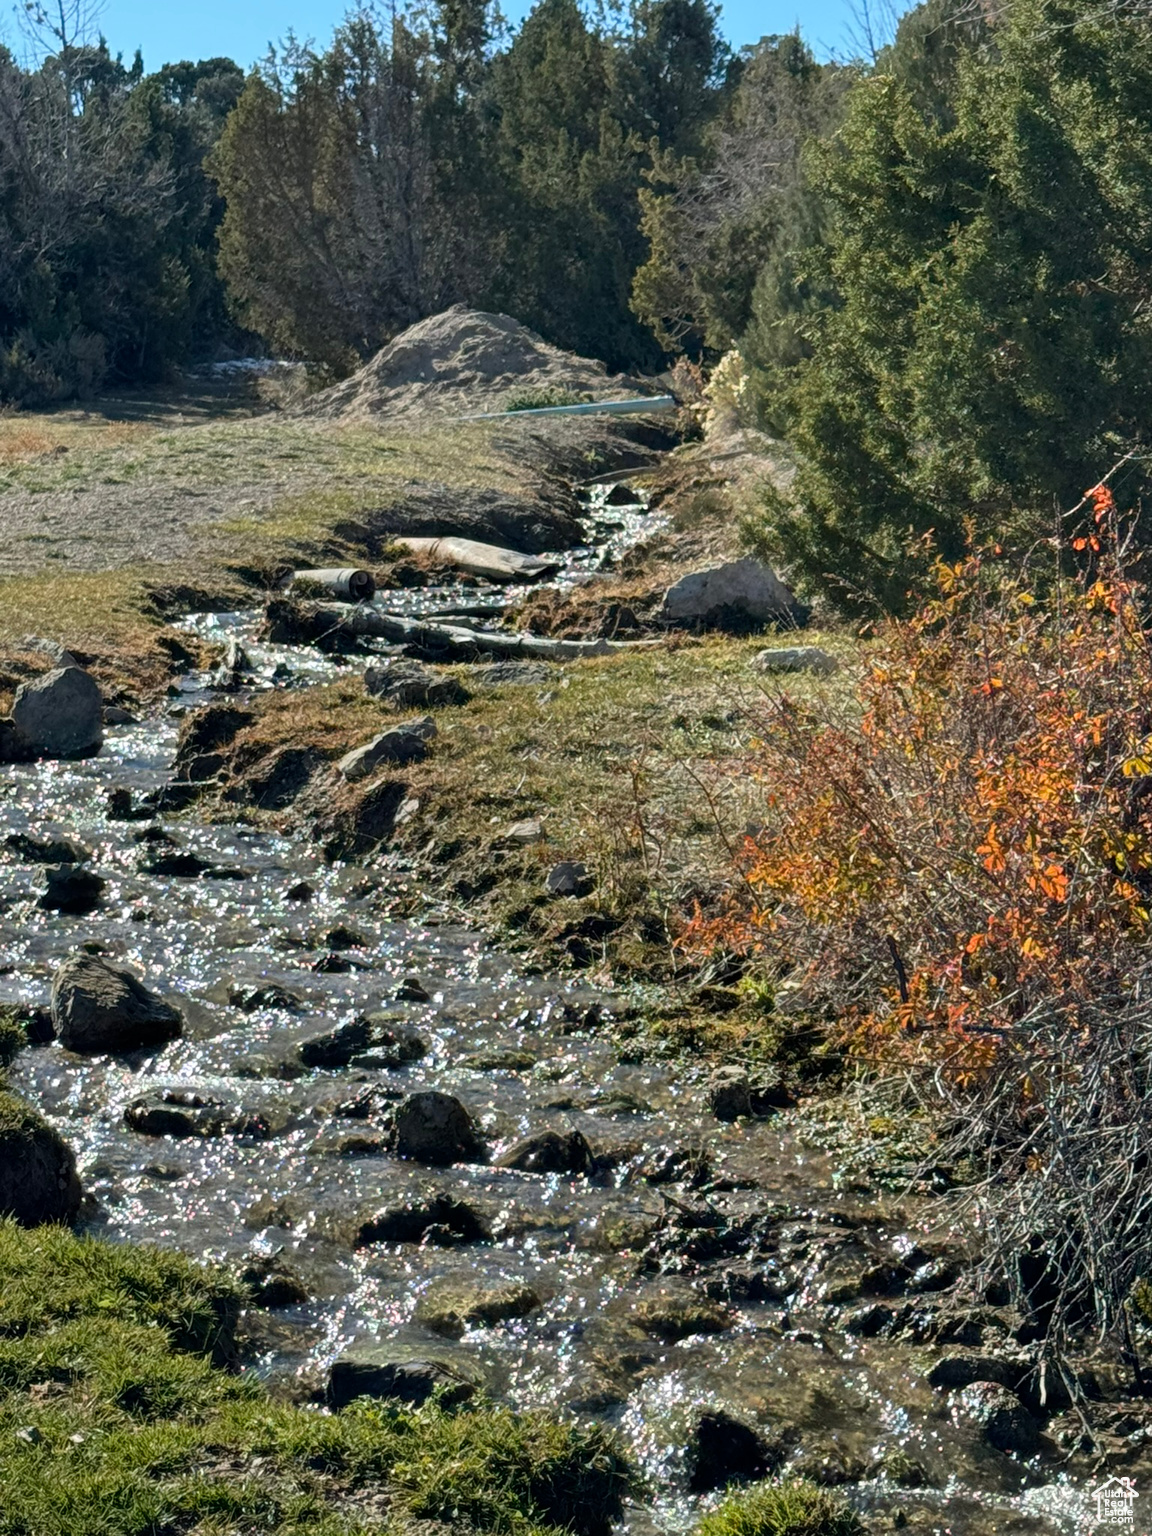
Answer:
[[13, 0, 884, 72]]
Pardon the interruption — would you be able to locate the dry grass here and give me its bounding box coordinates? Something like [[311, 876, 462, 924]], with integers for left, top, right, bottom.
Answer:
[[0, 416, 152, 461], [0, 405, 540, 697]]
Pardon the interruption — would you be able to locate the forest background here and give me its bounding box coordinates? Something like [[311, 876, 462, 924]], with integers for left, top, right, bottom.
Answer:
[[3, 0, 1151, 610]]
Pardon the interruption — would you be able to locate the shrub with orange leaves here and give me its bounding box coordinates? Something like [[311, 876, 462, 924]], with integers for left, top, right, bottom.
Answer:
[[684, 485, 1152, 1367], [688, 490, 1152, 1076]]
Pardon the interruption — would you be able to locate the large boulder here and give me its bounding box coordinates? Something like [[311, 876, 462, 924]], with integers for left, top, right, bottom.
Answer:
[[0, 1089, 82, 1226], [389, 1091, 485, 1165], [661, 559, 799, 631], [50, 954, 183, 1054], [11, 667, 103, 759]]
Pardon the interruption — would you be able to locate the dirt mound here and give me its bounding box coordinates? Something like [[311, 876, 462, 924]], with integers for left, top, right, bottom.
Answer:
[[302, 307, 645, 422]]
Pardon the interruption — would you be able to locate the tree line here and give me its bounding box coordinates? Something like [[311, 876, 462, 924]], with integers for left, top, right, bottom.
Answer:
[[5, 0, 1152, 612]]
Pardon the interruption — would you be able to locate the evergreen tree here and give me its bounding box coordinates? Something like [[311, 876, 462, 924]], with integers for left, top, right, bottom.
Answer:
[[631, 31, 846, 384], [757, 0, 1152, 613]]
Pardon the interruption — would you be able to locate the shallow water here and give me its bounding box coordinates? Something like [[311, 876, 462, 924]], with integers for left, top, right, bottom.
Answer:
[[0, 487, 1110, 1535]]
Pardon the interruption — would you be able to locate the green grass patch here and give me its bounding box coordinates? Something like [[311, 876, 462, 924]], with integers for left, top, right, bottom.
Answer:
[[505, 388, 591, 412], [694, 1480, 862, 1536], [0, 1222, 629, 1536]]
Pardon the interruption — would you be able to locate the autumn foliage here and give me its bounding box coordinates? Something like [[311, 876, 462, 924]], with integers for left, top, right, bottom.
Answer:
[[692, 485, 1152, 1080]]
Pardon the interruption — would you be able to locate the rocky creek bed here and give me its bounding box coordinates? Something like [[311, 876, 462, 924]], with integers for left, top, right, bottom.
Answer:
[[0, 484, 1139, 1536]]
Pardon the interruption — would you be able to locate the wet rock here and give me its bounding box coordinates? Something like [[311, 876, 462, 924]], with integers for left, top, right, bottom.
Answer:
[[630, 1289, 735, 1342], [354, 1192, 491, 1247], [907, 1256, 962, 1293], [586, 1089, 651, 1116], [324, 925, 368, 951], [499, 1129, 595, 1176], [562, 1372, 628, 1412], [703, 1262, 794, 1304], [0, 1089, 82, 1226], [752, 646, 839, 675], [470, 661, 553, 687], [4, 832, 89, 864], [38, 866, 105, 916], [604, 482, 639, 506], [461, 1048, 537, 1071], [327, 1349, 476, 1409], [687, 1408, 782, 1492], [414, 1279, 542, 1337], [229, 983, 304, 1014], [239, 1254, 310, 1309], [395, 976, 431, 1002], [926, 1354, 1024, 1391], [871, 1449, 931, 1487], [124, 1089, 273, 1140], [134, 824, 177, 846], [138, 848, 217, 878], [661, 559, 799, 631], [843, 1302, 898, 1337], [389, 1091, 485, 1165], [298, 1015, 426, 1070], [364, 660, 470, 709], [50, 954, 183, 1053], [172, 703, 253, 784], [640, 1146, 711, 1187], [953, 1382, 1039, 1455], [311, 951, 364, 974], [330, 1084, 401, 1119], [105, 787, 153, 821], [546, 861, 594, 898], [338, 718, 436, 781], [330, 1133, 388, 1157], [9, 666, 103, 759], [244, 1195, 297, 1231], [707, 1065, 793, 1121]]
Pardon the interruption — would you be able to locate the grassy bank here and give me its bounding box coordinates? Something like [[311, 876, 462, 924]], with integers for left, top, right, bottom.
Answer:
[[192, 628, 858, 1029], [0, 1221, 629, 1536]]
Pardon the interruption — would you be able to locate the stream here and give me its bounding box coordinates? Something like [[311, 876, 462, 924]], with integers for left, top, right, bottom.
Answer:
[[0, 484, 1112, 1536]]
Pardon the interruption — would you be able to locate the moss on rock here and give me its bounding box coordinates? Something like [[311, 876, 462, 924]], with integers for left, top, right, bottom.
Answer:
[[0, 1090, 81, 1227]]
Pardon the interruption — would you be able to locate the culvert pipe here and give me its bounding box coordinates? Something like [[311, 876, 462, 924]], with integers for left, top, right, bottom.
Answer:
[[291, 568, 376, 603]]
